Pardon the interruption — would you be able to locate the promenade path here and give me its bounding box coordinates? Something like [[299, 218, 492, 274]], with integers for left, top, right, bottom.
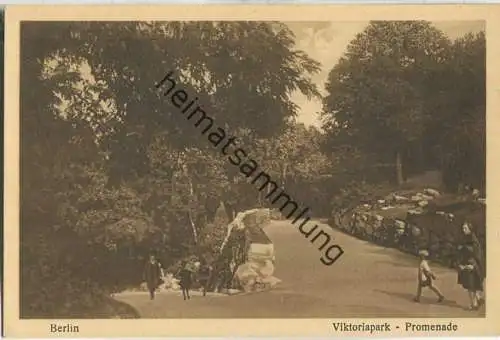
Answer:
[[114, 219, 485, 318]]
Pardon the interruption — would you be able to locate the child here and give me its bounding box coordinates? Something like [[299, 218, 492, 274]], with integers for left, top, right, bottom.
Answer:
[[457, 245, 483, 310], [414, 249, 445, 303], [177, 262, 193, 301], [197, 259, 212, 297]]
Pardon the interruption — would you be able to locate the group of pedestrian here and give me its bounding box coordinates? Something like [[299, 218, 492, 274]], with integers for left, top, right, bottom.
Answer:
[[176, 259, 213, 300], [144, 220, 485, 311], [413, 220, 485, 311], [142, 253, 213, 301]]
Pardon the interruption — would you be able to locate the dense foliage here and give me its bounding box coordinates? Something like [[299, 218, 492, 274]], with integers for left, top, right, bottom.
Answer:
[[19, 20, 485, 317], [20, 21, 324, 317], [321, 21, 485, 192]]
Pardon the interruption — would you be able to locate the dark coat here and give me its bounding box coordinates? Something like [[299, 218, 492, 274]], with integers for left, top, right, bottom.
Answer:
[[457, 246, 483, 291], [198, 265, 212, 283], [144, 260, 162, 289], [460, 233, 485, 278], [178, 268, 193, 289]]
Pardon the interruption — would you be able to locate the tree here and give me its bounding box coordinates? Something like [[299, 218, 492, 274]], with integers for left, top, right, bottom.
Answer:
[[19, 21, 322, 316], [53, 22, 321, 178], [433, 31, 486, 192], [321, 21, 451, 186], [66, 21, 322, 221]]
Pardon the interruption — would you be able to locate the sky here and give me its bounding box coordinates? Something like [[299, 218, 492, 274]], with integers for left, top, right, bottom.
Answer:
[[286, 21, 485, 128]]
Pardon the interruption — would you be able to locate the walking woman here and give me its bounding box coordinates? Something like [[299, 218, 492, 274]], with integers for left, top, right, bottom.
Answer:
[[457, 245, 483, 310], [458, 221, 485, 305], [143, 253, 163, 300]]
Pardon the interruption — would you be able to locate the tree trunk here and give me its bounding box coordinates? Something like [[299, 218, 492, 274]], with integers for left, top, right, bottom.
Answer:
[[281, 163, 288, 188], [396, 151, 404, 186], [223, 201, 235, 221], [186, 170, 198, 245]]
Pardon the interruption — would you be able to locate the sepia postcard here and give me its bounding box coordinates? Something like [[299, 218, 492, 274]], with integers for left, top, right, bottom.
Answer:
[[3, 4, 500, 338]]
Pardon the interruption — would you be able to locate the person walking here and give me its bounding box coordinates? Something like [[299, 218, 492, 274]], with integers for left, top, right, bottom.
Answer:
[[198, 259, 212, 297], [178, 262, 193, 300], [414, 249, 445, 303], [214, 259, 232, 293], [143, 253, 162, 300], [458, 221, 485, 305], [457, 245, 483, 310]]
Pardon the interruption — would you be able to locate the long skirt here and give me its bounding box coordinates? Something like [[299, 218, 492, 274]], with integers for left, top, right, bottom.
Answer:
[[458, 269, 483, 291]]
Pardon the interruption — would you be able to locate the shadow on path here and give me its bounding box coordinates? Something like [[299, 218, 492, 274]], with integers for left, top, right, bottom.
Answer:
[[374, 289, 463, 310]]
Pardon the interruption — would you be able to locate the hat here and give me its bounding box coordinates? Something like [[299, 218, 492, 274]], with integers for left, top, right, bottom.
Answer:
[[418, 249, 429, 257]]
